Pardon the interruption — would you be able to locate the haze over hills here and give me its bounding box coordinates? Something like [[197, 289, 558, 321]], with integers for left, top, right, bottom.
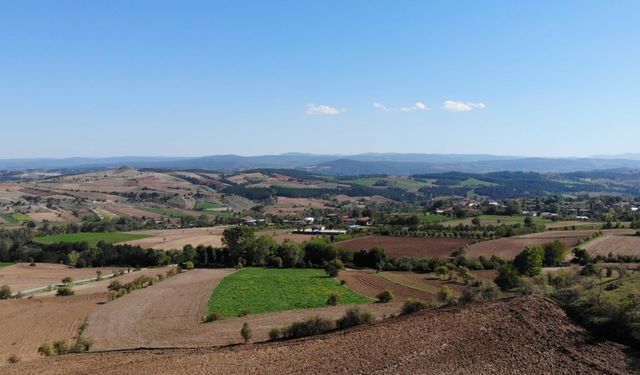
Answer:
[[2, 153, 640, 175], [3, 153, 640, 175]]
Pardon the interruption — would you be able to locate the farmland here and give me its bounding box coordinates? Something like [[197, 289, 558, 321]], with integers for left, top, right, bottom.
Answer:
[[5, 297, 636, 374], [0, 263, 124, 293], [583, 232, 640, 257], [335, 235, 471, 258], [467, 230, 596, 260], [123, 226, 228, 250], [207, 268, 371, 317], [33, 232, 150, 248]]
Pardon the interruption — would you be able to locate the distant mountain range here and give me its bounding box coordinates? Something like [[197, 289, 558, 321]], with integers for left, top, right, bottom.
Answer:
[[3, 153, 640, 175]]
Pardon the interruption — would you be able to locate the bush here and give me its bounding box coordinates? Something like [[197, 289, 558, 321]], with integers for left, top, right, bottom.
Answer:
[[0, 284, 12, 299], [71, 335, 92, 353], [7, 355, 20, 364], [401, 298, 428, 315], [495, 264, 522, 291], [281, 316, 335, 339], [107, 280, 123, 292], [326, 292, 340, 306], [53, 340, 69, 355], [238, 308, 251, 317], [37, 342, 53, 357], [336, 307, 374, 329], [61, 277, 73, 285], [266, 256, 283, 268], [376, 290, 394, 303], [269, 328, 282, 340], [324, 259, 344, 277], [437, 286, 455, 304], [183, 261, 195, 270], [56, 286, 74, 297], [514, 246, 543, 277], [241, 322, 252, 343], [203, 311, 223, 323], [166, 268, 179, 278], [157, 273, 165, 281]]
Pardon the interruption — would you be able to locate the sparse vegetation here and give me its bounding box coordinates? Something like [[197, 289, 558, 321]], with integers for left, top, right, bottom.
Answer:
[[336, 307, 374, 329], [376, 290, 394, 303], [401, 298, 429, 315]]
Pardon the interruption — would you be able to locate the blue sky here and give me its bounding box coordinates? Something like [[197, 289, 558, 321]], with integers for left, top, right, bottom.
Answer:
[[1, 1, 639, 158]]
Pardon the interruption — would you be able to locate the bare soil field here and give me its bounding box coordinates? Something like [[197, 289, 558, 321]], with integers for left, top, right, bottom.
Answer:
[[124, 226, 228, 250], [379, 270, 498, 298], [6, 297, 637, 374], [0, 263, 123, 293], [338, 269, 435, 302], [87, 269, 234, 350], [583, 232, 640, 257], [0, 293, 106, 362], [335, 235, 471, 258], [468, 230, 597, 260], [259, 229, 320, 244]]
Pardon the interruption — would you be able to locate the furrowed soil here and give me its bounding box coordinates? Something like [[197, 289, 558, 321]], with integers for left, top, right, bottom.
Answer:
[[335, 235, 471, 258], [584, 232, 640, 257], [0, 263, 124, 293], [0, 267, 172, 362], [86, 269, 234, 350], [5, 297, 637, 374]]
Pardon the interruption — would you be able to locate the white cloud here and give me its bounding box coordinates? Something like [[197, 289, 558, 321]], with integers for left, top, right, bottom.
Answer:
[[442, 100, 486, 112], [306, 104, 345, 115], [373, 101, 430, 112]]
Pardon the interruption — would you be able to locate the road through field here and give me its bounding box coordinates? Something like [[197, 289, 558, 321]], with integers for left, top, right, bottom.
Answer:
[[86, 268, 234, 350]]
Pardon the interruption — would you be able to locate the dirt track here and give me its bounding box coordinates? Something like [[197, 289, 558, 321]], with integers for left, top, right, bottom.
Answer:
[[5, 297, 638, 374]]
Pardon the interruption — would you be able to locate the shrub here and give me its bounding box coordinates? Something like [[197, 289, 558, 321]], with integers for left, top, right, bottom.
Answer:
[[376, 290, 394, 303], [107, 280, 123, 292], [203, 311, 223, 323], [0, 284, 12, 299], [56, 286, 74, 297], [495, 264, 522, 291], [437, 286, 455, 304], [324, 259, 344, 277], [37, 343, 53, 357], [71, 335, 92, 353], [53, 340, 69, 355], [61, 277, 73, 285], [7, 355, 20, 364], [269, 328, 282, 340], [95, 270, 103, 281], [241, 322, 252, 343], [336, 307, 374, 329], [266, 256, 283, 268], [183, 261, 195, 270], [401, 298, 428, 315], [281, 316, 335, 339], [326, 292, 340, 306], [157, 273, 165, 281], [514, 246, 544, 277], [166, 268, 178, 278], [237, 308, 251, 317]]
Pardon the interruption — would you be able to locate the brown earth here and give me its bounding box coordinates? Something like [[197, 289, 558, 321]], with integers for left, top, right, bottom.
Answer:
[[86, 269, 233, 350], [103, 206, 163, 220], [338, 269, 435, 302], [0, 263, 124, 293], [123, 226, 228, 250], [335, 235, 471, 258], [5, 297, 637, 374], [259, 228, 320, 244], [584, 232, 640, 257], [468, 230, 597, 260]]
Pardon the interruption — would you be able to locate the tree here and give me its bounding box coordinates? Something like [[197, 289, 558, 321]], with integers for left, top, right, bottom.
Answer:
[[61, 276, 73, 285], [303, 239, 338, 266], [324, 259, 344, 277], [274, 241, 303, 268], [240, 322, 252, 343], [326, 291, 340, 306], [249, 235, 277, 266], [542, 241, 568, 267], [222, 226, 256, 265], [513, 246, 543, 277], [495, 264, 522, 291], [435, 266, 449, 279]]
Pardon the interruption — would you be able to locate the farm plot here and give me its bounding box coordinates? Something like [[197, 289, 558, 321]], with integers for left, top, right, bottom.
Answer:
[[33, 232, 150, 248], [335, 235, 471, 258], [259, 228, 320, 244], [124, 226, 228, 250], [86, 268, 233, 350], [0, 263, 123, 293], [337, 269, 435, 302], [468, 230, 596, 260], [0, 293, 106, 362], [207, 268, 370, 317], [583, 233, 640, 257]]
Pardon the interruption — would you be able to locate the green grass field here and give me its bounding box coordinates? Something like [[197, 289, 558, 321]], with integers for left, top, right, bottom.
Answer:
[[195, 201, 222, 210], [1, 213, 30, 224], [33, 232, 151, 248], [419, 214, 454, 224], [207, 268, 371, 317], [0, 262, 13, 269], [456, 177, 497, 187]]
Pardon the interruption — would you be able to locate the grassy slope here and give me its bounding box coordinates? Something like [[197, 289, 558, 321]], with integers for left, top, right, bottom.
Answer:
[[208, 268, 371, 317], [0, 262, 12, 269], [33, 232, 151, 248]]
